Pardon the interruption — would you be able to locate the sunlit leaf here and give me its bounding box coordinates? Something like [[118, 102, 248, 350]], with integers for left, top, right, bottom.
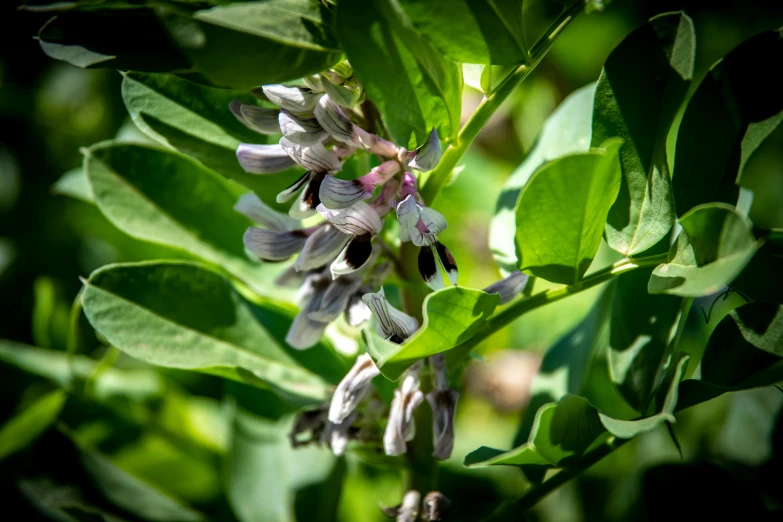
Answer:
[[648, 204, 758, 296], [592, 13, 694, 256], [397, 0, 528, 64], [0, 389, 66, 461], [365, 287, 498, 380], [490, 83, 594, 273], [336, 0, 462, 147], [80, 261, 336, 404], [515, 139, 622, 285]]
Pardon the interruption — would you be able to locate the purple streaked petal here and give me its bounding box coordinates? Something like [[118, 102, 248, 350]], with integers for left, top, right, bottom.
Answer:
[[261, 84, 321, 113], [276, 171, 312, 204], [280, 138, 342, 173], [309, 277, 364, 322], [235, 193, 299, 231], [384, 363, 424, 456], [409, 129, 442, 172], [230, 100, 281, 135], [328, 353, 380, 423], [361, 288, 419, 341], [313, 95, 355, 144], [317, 201, 383, 236], [319, 176, 372, 209], [483, 270, 529, 305], [279, 110, 327, 146], [236, 143, 295, 174], [243, 227, 308, 261], [426, 388, 458, 460], [295, 224, 351, 272]]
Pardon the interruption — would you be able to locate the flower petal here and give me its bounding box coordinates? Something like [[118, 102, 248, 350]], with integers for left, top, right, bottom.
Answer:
[[289, 174, 325, 219], [235, 193, 299, 231], [395, 491, 421, 522], [344, 293, 372, 327], [261, 84, 321, 113], [362, 288, 419, 341], [422, 492, 451, 521], [279, 110, 328, 146], [318, 201, 382, 236], [280, 138, 342, 173], [426, 388, 459, 460], [418, 246, 445, 291], [309, 277, 364, 322], [313, 95, 355, 144], [230, 100, 280, 135], [323, 413, 356, 456], [483, 270, 529, 305], [319, 175, 372, 209], [295, 224, 351, 272], [276, 171, 312, 204], [236, 143, 296, 174], [243, 227, 308, 261], [328, 353, 380, 423], [330, 234, 374, 279], [396, 194, 418, 244], [409, 129, 442, 172], [286, 278, 330, 349], [384, 363, 424, 456], [435, 242, 458, 286]]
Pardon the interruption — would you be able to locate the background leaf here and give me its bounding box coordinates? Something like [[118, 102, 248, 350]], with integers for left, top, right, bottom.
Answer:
[[490, 82, 594, 273], [672, 30, 783, 216], [85, 141, 283, 294], [366, 287, 498, 380], [648, 203, 758, 296], [336, 0, 462, 147], [80, 261, 339, 404], [164, 1, 343, 89], [592, 12, 694, 256], [0, 389, 66, 461], [515, 140, 622, 285], [397, 0, 528, 64], [121, 72, 299, 210]]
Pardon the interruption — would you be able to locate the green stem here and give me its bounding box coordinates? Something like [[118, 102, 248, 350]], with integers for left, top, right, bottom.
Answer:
[[419, 0, 584, 205]]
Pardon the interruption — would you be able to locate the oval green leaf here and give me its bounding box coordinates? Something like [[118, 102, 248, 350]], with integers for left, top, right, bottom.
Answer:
[[515, 139, 623, 285], [592, 12, 694, 256], [80, 261, 337, 404], [648, 203, 758, 296], [0, 389, 66, 462]]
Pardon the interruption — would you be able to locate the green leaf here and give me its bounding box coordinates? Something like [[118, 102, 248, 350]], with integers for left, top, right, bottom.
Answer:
[[164, 1, 342, 89], [648, 203, 758, 296], [0, 389, 66, 461], [84, 141, 282, 294], [122, 72, 300, 210], [464, 395, 607, 471], [592, 13, 694, 256], [52, 167, 94, 203], [336, 0, 462, 147], [608, 268, 682, 411], [672, 30, 783, 216], [366, 287, 498, 380], [20, 478, 132, 522], [38, 9, 191, 72], [678, 303, 783, 409], [515, 139, 623, 285], [599, 354, 689, 438], [397, 0, 527, 64], [490, 83, 594, 273], [80, 261, 334, 404], [0, 340, 163, 403], [732, 245, 783, 304], [66, 430, 206, 522]]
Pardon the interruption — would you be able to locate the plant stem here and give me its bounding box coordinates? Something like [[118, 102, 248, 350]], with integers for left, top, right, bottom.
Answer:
[[419, 0, 585, 206]]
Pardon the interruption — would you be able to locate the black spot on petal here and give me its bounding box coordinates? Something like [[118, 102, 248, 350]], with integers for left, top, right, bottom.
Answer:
[[418, 246, 437, 283], [435, 242, 457, 273], [304, 173, 325, 209], [344, 234, 373, 269]]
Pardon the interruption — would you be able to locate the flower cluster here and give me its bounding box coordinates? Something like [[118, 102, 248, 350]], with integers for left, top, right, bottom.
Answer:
[[231, 65, 530, 471]]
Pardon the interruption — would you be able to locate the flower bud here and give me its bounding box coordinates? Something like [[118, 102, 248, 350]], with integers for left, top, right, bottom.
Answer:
[[483, 270, 529, 304], [230, 100, 280, 134], [262, 84, 321, 113], [426, 388, 459, 460], [328, 353, 381, 423], [236, 143, 296, 174], [409, 129, 442, 172], [422, 491, 450, 521], [396, 490, 421, 522]]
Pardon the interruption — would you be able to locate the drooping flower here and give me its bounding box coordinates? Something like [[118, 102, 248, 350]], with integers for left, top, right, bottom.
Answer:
[[362, 288, 419, 343], [328, 353, 381, 423], [396, 191, 447, 247], [384, 490, 421, 522], [384, 361, 424, 456], [483, 270, 529, 304], [261, 84, 321, 113], [426, 354, 458, 460], [422, 491, 451, 521], [314, 95, 399, 157]]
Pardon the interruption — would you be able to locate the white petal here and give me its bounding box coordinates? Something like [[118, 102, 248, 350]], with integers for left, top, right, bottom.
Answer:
[[319, 175, 372, 209], [395, 195, 419, 244], [361, 288, 419, 341], [418, 246, 445, 291], [396, 491, 421, 522], [262, 84, 321, 113], [243, 227, 308, 261], [236, 143, 296, 174], [309, 278, 364, 322], [313, 95, 355, 144], [289, 175, 324, 219], [230, 100, 281, 134], [409, 129, 442, 172], [317, 201, 382, 236], [235, 193, 299, 231], [435, 242, 458, 286], [328, 353, 380, 423], [276, 171, 312, 204], [295, 224, 351, 272], [344, 294, 372, 327], [279, 111, 327, 145], [483, 270, 529, 305], [324, 414, 355, 456], [330, 235, 374, 279], [286, 281, 330, 349], [384, 365, 424, 456], [280, 138, 341, 173], [427, 388, 459, 460]]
